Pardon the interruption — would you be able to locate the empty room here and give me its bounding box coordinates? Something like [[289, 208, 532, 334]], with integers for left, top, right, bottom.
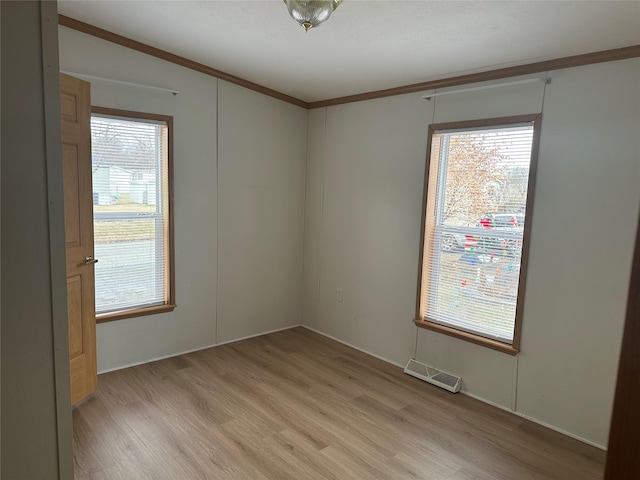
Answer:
[[2, 1, 639, 479]]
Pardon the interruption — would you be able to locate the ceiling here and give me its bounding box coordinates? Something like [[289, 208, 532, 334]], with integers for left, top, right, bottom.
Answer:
[[58, 1, 640, 103]]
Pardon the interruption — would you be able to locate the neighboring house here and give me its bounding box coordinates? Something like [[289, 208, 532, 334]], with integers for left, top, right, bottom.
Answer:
[[130, 172, 157, 205], [92, 165, 133, 204], [93, 165, 157, 205]]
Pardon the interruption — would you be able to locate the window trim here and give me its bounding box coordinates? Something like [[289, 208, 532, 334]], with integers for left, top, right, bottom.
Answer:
[[414, 114, 542, 355], [91, 106, 176, 323]]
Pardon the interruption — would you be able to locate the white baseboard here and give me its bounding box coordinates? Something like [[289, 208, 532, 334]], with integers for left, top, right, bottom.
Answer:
[[98, 324, 301, 375], [459, 390, 606, 450], [299, 325, 407, 369], [300, 325, 607, 451]]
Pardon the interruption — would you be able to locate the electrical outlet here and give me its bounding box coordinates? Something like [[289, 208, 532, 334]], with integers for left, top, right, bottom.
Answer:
[[336, 288, 344, 302]]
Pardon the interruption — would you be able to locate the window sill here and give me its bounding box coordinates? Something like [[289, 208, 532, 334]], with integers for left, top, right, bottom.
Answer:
[[413, 318, 519, 356], [97, 304, 176, 324]]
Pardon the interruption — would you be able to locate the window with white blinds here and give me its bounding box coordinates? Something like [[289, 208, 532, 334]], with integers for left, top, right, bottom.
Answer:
[[418, 116, 540, 350], [91, 110, 174, 317]]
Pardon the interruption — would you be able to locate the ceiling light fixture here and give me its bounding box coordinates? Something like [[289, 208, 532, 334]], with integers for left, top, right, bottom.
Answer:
[[284, 0, 342, 32]]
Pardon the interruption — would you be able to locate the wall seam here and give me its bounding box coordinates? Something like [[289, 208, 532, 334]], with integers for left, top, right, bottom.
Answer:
[[215, 80, 220, 345], [414, 93, 438, 360], [512, 71, 550, 413], [299, 106, 310, 326], [314, 108, 328, 328]]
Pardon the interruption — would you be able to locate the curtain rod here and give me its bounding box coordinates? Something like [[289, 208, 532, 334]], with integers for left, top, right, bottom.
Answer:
[[61, 71, 180, 95], [422, 77, 547, 100]]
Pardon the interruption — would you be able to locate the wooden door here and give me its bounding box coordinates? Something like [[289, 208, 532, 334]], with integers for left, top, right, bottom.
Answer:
[[60, 73, 97, 404]]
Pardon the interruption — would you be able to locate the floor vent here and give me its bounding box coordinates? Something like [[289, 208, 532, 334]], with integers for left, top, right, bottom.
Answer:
[[404, 358, 461, 393]]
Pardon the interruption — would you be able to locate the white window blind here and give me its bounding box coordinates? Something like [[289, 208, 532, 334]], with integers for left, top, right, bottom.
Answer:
[[91, 114, 169, 314], [421, 123, 535, 343]]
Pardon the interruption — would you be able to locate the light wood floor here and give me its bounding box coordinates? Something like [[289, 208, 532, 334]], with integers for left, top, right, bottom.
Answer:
[[73, 327, 605, 480]]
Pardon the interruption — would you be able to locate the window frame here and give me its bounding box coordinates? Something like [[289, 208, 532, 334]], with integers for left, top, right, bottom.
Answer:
[[91, 106, 176, 323], [414, 114, 542, 355]]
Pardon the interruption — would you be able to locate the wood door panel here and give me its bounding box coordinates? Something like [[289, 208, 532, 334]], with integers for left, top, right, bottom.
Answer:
[[63, 144, 81, 248], [60, 92, 77, 122], [69, 351, 96, 403], [67, 275, 84, 359], [67, 266, 97, 399], [61, 73, 97, 405]]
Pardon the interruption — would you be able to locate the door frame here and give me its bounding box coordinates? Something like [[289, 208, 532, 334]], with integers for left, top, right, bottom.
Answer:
[[42, 0, 75, 478]]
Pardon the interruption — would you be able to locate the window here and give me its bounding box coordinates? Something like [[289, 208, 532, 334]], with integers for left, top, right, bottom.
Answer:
[[90, 107, 175, 321], [415, 115, 540, 354]]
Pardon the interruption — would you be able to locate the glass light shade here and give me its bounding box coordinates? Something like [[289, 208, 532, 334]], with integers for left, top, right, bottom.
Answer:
[[284, 0, 342, 31]]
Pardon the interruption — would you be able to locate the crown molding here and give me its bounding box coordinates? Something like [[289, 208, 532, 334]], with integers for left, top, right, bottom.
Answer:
[[308, 45, 640, 108], [58, 15, 310, 109]]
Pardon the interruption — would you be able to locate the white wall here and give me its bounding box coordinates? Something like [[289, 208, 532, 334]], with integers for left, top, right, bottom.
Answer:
[[217, 81, 307, 342], [58, 27, 307, 372], [302, 59, 640, 447], [515, 59, 640, 445], [2, 2, 73, 477], [304, 94, 433, 365]]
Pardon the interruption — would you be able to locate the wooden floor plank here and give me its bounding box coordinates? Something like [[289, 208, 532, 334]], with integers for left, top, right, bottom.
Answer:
[[73, 327, 605, 479]]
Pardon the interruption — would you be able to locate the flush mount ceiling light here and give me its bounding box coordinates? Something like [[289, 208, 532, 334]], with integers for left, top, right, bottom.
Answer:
[[284, 0, 342, 32]]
